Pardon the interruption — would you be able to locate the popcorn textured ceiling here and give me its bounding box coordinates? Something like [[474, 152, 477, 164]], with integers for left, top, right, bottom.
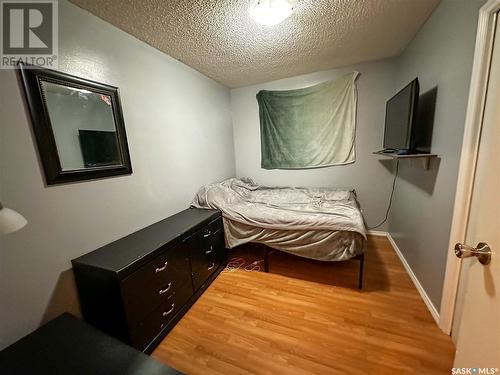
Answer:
[[69, 0, 440, 88]]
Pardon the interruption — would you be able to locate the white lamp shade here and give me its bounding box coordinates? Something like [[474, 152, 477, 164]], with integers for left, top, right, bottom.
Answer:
[[0, 206, 27, 235]]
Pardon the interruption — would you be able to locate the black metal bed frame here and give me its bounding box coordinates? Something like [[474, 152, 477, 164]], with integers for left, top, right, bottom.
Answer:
[[262, 247, 365, 289]]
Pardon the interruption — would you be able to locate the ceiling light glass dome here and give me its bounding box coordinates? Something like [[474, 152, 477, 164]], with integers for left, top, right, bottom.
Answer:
[[250, 0, 293, 26]]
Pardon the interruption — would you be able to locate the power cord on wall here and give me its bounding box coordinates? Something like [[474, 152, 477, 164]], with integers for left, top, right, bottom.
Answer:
[[368, 159, 400, 230]]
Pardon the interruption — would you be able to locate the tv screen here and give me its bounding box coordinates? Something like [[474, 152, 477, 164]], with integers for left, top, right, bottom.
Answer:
[[383, 78, 419, 151], [79, 130, 120, 167]]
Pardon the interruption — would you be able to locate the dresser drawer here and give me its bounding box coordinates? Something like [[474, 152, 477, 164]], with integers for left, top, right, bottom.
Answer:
[[189, 226, 225, 291], [121, 243, 192, 325], [200, 217, 223, 240], [192, 258, 221, 291], [194, 228, 224, 265], [129, 280, 193, 351], [186, 217, 223, 254]]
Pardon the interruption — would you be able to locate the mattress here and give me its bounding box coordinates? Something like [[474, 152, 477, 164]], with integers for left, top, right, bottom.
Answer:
[[191, 178, 366, 261]]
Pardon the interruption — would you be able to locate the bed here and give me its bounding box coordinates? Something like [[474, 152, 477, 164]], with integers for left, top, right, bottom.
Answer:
[[191, 178, 367, 287]]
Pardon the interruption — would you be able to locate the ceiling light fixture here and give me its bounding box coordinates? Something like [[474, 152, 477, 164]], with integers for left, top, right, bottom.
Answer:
[[250, 0, 293, 26]]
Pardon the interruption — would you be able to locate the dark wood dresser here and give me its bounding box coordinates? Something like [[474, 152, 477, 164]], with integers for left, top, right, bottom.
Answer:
[[0, 313, 181, 375], [72, 208, 225, 353]]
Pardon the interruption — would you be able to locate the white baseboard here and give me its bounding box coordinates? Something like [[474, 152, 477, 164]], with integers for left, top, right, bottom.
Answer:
[[367, 230, 388, 237], [385, 233, 440, 325]]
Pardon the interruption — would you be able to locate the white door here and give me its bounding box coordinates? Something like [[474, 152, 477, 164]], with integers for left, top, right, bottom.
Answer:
[[452, 11, 500, 369]]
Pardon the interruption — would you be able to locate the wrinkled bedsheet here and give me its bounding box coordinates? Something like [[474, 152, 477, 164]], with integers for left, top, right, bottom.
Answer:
[[191, 178, 366, 261]]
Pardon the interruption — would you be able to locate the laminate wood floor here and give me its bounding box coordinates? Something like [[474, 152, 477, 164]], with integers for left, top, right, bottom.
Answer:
[[152, 235, 455, 374]]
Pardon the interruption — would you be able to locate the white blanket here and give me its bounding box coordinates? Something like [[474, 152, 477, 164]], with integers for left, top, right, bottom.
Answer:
[[191, 178, 366, 261]]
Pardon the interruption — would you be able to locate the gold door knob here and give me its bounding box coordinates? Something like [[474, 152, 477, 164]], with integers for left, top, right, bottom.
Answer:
[[454, 242, 492, 265]]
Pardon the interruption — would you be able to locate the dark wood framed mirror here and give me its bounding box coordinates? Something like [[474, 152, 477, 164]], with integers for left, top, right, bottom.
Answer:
[[18, 62, 132, 185]]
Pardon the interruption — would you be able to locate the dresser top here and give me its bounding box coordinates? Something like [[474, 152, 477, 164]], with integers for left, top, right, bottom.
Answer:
[[72, 208, 220, 275], [0, 313, 181, 375]]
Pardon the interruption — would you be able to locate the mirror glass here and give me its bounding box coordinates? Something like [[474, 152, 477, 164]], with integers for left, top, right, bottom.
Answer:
[[40, 80, 122, 171]]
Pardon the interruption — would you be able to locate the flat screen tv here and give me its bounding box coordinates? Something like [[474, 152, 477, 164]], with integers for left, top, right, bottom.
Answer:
[[79, 130, 120, 168], [383, 78, 420, 153]]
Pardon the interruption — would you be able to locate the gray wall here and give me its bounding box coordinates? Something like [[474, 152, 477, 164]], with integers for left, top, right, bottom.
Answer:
[[230, 59, 398, 230], [229, 0, 485, 313], [0, 0, 235, 349], [389, 0, 485, 310]]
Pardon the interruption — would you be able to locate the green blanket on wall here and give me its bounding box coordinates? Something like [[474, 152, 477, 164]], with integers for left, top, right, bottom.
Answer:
[[257, 71, 359, 169]]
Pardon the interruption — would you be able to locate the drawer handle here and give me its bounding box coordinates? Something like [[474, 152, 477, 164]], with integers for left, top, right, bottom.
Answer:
[[203, 230, 212, 238], [207, 262, 216, 271], [158, 282, 172, 295], [162, 303, 175, 317], [155, 261, 168, 273], [205, 245, 213, 255]]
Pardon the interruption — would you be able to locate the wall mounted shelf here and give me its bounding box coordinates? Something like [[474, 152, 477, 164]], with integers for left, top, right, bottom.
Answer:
[[373, 151, 438, 170]]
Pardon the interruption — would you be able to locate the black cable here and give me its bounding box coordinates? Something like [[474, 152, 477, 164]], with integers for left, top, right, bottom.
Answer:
[[368, 159, 400, 230]]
